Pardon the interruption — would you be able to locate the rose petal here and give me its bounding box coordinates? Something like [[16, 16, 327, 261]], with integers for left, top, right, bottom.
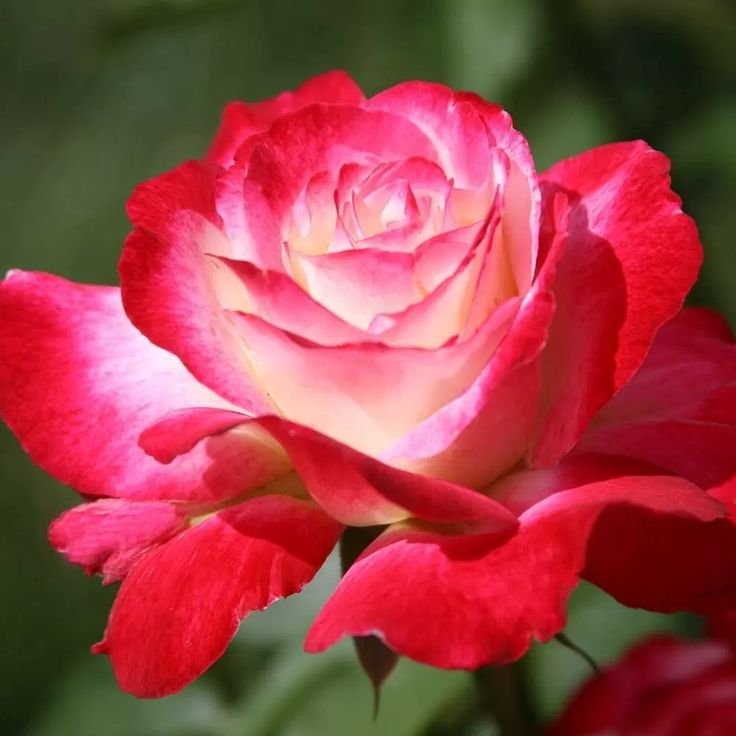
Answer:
[[531, 141, 703, 466], [380, 193, 567, 487], [367, 83, 540, 294], [227, 298, 516, 454], [126, 159, 223, 238], [548, 636, 735, 736], [95, 495, 342, 697], [288, 246, 423, 330], [49, 499, 187, 583], [365, 81, 493, 189], [0, 271, 287, 501], [206, 70, 365, 167], [140, 408, 519, 529], [305, 475, 732, 669], [575, 308, 736, 492], [215, 257, 367, 344], [242, 103, 439, 226], [120, 217, 273, 414]]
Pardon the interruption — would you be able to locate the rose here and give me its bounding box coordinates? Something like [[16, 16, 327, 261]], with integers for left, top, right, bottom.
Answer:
[[548, 635, 736, 735], [2, 70, 736, 698]]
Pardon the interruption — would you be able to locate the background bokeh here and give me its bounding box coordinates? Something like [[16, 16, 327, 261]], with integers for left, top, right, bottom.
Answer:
[[1, 1, 734, 734]]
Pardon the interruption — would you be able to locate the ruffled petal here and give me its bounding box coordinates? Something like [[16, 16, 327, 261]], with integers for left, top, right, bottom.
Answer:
[[95, 495, 342, 697], [0, 271, 287, 501], [49, 500, 187, 583]]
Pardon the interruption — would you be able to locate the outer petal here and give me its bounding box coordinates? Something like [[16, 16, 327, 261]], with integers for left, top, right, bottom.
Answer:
[[120, 219, 274, 414], [575, 308, 736, 493], [531, 141, 703, 466], [126, 159, 222, 239], [206, 70, 365, 167], [0, 271, 288, 501], [95, 495, 342, 697], [140, 409, 519, 530], [305, 475, 733, 669], [49, 500, 187, 583], [494, 454, 736, 614]]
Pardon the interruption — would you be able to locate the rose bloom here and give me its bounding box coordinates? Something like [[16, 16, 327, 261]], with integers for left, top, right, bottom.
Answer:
[[2, 71, 736, 697], [548, 635, 736, 735]]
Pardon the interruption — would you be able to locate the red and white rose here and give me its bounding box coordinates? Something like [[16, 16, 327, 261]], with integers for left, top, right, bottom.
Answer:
[[548, 635, 736, 735], [2, 70, 736, 697]]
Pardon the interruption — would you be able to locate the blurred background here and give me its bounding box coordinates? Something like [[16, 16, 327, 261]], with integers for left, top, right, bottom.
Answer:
[[1, 0, 734, 733]]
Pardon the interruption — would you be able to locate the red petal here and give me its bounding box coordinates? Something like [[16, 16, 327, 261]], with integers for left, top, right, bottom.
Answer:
[[97, 495, 342, 697], [120, 220, 273, 414], [532, 142, 703, 466], [576, 307, 736, 492], [548, 636, 735, 736], [305, 475, 732, 669], [126, 159, 222, 238], [140, 409, 518, 529], [49, 500, 186, 583], [206, 71, 365, 167], [0, 272, 286, 501]]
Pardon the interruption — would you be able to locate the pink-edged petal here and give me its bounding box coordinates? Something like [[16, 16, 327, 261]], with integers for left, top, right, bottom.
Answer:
[[0, 271, 288, 502], [531, 142, 703, 467], [369, 163, 509, 350], [206, 70, 365, 167], [119, 219, 273, 414], [95, 495, 342, 697], [49, 499, 187, 583], [140, 408, 519, 529], [242, 103, 438, 226], [288, 246, 423, 330], [457, 91, 540, 295], [575, 307, 736, 492], [215, 257, 366, 344], [380, 194, 567, 488], [366, 83, 540, 293], [494, 453, 736, 613], [305, 474, 734, 669], [126, 159, 223, 237], [215, 163, 286, 270], [365, 81, 493, 189]]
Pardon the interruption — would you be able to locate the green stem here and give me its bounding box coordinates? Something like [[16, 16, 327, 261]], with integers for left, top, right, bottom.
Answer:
[[472, 663, 533, 736]]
